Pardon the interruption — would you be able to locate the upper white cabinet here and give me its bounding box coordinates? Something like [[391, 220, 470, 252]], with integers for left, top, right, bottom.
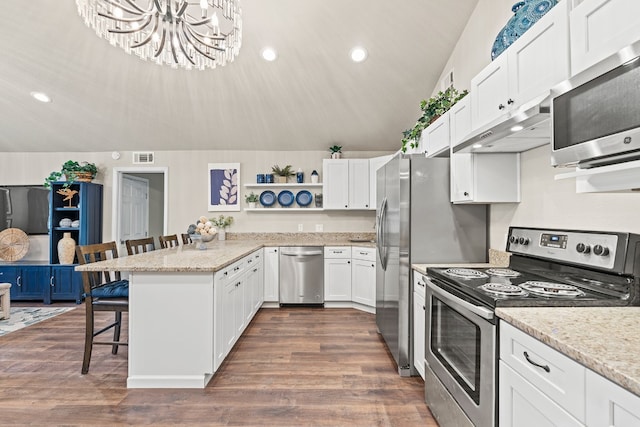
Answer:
[[449, 95, 472, 148], [570, 0, 640, 75], [471, 0, 570, 130], [323, 159, 370, 210], [424, 112, 451, 158], [451, 153, 521, 203]]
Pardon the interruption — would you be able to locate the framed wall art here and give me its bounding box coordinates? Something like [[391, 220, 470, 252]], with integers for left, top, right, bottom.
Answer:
[[208, 163, 240, 211]]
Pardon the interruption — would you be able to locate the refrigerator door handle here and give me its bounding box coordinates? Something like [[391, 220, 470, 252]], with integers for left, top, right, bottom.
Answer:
[[377, 197, 388, 270]]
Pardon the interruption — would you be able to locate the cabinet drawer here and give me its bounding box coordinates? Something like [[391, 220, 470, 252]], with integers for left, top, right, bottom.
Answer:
[[351, 247, 375, 261], [413, 271, 426, 299], [499, 322, 586, 422], [324, 246, 352, 259]]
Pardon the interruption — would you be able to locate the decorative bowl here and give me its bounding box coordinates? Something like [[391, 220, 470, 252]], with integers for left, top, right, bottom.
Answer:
[[59, 218, 72, 227], [200, 233, 216, 242]]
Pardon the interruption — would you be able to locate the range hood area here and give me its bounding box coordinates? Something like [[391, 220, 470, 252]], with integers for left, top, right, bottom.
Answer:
[[452, 93, 551, 154]]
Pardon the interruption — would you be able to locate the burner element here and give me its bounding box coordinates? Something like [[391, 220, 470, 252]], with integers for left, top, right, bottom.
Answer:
[[486, 268, 521, 278], [520, 281, 585, 298], [443, 268, 489, 279], [480, 283, 528, 297]]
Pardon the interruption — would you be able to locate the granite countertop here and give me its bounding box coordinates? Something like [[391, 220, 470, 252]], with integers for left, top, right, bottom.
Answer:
[[412, 249, 511, 275], [76, 232, 376, 273], [496, 307, 640, 397]]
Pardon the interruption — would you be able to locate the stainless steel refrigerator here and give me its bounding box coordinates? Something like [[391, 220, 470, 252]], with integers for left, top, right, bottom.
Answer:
[[375, 154, 487, 376]]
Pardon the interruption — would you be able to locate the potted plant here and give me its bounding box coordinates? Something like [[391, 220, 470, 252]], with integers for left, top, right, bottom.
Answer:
[[245, 192, 259, 209], [271, 164, 295, 183], [210, 214, 234, 241], [329, 145, 343, 159], [44, 160, 98, 188], [401, 87, 468, 152]]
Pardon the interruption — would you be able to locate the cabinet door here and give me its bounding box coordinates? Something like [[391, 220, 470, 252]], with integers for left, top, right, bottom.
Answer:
[[499, 361, 584, 427], [586, 369, 640, 427], [0, 266, 20, 299], [50, 265, 83, 303], [348, 159, 370, 209], [324, 258, 351, 301], [507, 0, 569, 106], [450, 153, 474, 202], [223, 277, 239, 356], [234, 275, 246, 338], [412, 291, 425, 380], [323, 159, 349, 209], [471, 54, 510, 129], [14, 266, 48, 301], [351, 259, 375, 307], [425, 113, 450, 158], [571, 0, 640, 75], [214, 270, 229, 371], [449, 95, 472, 148], [263, 248, 279, 302], [451, 153, 521, 204]]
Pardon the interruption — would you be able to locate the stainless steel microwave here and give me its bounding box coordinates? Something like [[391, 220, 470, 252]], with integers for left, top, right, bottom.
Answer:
[[551, 39, 640, 168]]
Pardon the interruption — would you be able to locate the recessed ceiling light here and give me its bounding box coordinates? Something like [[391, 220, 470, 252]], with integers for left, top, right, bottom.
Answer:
[[350, 47, 368, 63], [30, 92, 51, 103], [261, 47, 277, 61], [510, 125, 524, 132]]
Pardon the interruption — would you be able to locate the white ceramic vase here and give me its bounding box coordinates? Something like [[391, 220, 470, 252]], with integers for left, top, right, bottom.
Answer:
[[248, 202, 257, 209], [218, 228, 226, 241], [57, 232, 76, 264]]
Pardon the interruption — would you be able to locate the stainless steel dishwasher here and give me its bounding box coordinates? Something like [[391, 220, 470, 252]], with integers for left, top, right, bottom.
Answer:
[[279, 246, 324, 305]]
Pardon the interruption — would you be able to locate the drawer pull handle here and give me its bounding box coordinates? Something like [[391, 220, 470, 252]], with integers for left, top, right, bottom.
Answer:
[[523, 351, 550, 373]]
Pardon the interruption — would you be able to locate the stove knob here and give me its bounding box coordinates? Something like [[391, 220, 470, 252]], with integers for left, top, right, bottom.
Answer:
[[576, 243, 591, 254], [593, 245, 609, 256], [509, 235, 518, 244], [518, 237, 529, 245]]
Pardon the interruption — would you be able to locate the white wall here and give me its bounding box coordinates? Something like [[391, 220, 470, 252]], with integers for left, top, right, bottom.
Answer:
[[431, 0, 640, 249], [1, 150, 390, 261]]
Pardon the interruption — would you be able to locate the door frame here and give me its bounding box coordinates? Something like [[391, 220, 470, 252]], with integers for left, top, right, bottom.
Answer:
[[112, 167, 169, 243]]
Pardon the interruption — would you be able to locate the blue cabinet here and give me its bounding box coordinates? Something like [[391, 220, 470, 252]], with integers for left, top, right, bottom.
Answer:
[[50, 265, 83, 304], [0, 265, 48, 301]]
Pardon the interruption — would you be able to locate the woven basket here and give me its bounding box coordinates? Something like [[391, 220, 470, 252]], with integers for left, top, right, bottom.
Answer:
[[74, 172, 94, 182]]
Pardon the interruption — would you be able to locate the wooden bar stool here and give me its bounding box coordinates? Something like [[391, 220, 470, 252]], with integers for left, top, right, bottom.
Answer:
[[125, 237, 156, 255], [159, 234, 179, 249]]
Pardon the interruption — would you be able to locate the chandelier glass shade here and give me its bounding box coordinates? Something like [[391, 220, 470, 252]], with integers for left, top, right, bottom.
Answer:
[[76, 0, 242, 70]]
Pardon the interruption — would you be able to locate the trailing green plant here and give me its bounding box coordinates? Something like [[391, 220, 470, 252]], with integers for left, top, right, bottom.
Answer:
[[271, 164, 295, 177], [245, 192, 259, 203], [401, 87, 468, 152], [44, 160, 98, 188], [328, 145, 342, 154], [210, 214, 234, 229]]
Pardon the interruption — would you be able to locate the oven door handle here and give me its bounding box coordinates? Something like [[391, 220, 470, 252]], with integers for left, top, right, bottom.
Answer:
[[427, 281, 494, 321]]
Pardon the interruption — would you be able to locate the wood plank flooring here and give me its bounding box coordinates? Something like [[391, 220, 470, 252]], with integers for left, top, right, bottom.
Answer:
[[1, 304, 438, 426]]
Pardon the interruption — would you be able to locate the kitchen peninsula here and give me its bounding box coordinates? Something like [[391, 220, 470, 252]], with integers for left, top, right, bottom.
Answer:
[[75, 233, 374, 388]]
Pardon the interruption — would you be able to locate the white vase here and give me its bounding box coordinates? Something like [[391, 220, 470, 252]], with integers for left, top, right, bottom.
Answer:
[[57, 232, 76, 264], [218, 229, 226, 241], [248, 202, 256, 209]]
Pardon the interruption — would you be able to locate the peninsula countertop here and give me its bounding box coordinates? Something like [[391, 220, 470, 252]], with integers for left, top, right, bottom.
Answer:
[[75, 232, 375, 273], [496, 307, 640, 397]]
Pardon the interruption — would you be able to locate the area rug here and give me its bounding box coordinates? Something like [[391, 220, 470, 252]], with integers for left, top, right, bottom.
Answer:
[[0, 307, 76, 337]]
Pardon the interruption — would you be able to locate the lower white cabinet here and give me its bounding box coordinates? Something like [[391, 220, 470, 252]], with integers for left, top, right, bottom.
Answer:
[[500, 321, 640, 427], [324, 247, 352, 301], [412, 272, 426, 379], [451, 153, 520, 203], [263, 247, 279, 302], [351, 247, 376, 308]]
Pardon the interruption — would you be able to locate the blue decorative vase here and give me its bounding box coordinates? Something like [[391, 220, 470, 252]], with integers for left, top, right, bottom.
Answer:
[[491, 0, 558, 61]]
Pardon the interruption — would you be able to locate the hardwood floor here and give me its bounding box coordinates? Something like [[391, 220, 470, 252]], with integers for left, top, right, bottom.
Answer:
[[1, 304, 438, 426]]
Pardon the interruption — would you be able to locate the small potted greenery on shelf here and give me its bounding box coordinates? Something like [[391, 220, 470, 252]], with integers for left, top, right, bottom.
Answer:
[[245, 192, 259, 208], [401, 86, 468, 153], [271, 164, 295, 183], [44, 160, 98, 188], [329, 145, 343, 159]]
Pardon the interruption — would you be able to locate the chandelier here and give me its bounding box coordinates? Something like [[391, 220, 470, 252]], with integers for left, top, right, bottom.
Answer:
[[76, 0, 242, 70]]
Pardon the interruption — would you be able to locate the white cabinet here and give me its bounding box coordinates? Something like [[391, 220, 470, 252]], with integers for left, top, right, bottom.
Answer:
[[471, 0, 570, 130], [450, 153, 520, 203], [324, 246, 352, 301], [586, 369, 640, 427], [424, 112, 451, 158], [449, 95, 472, 148], [412, 272, 426, 380], [323, 159, 370, 210], [351, 247, 376, 309], [499, 322, 586, 425], [570, 0, 640, 75], [368, 155, 392, 210], [263, 247, 279, 302]]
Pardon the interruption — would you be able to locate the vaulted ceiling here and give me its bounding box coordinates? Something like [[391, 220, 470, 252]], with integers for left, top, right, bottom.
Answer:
[[0, 0, 477, 153]]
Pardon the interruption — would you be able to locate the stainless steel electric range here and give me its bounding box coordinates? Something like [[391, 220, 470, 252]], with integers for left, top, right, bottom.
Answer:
[[423, 227, 640, 427]]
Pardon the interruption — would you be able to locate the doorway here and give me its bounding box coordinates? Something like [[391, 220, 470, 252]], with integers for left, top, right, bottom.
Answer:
[[112, 167, 168, 254]]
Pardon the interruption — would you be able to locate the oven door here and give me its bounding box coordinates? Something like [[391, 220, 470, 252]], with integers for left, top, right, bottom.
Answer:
[[425, 277, 495, 427]]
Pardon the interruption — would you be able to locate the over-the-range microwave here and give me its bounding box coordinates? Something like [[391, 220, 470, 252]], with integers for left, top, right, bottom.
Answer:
[[551, 39, 640, 169]]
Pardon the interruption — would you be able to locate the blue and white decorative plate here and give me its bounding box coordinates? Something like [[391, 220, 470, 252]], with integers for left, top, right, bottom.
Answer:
[[277, 190, 295, 207], [491, 0, 558, 61], [259, 190, 276, 207], [296, 190, 313, 207]]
